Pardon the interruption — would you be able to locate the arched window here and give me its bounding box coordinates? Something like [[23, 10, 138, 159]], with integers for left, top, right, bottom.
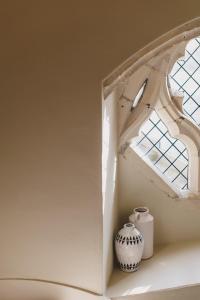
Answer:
[[104, 28, 200, 198]]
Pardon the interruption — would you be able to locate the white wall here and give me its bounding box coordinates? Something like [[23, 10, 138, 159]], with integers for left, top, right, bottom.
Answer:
[[103, 91, 118, 290]]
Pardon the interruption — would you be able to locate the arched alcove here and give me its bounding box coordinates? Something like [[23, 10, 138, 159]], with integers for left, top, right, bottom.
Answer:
[[103, 17, 200, 299]]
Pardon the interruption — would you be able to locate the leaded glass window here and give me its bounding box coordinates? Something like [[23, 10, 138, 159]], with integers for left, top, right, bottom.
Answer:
[[169, 37, 200, 126], [131, 111, 188, 190]]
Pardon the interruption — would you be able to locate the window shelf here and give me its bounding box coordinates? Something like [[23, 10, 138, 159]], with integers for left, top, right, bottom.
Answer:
[[106, 240, 200, 298]]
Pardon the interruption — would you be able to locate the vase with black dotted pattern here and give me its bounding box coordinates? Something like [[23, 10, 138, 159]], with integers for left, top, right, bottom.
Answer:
[[115, 223, 144, 272]]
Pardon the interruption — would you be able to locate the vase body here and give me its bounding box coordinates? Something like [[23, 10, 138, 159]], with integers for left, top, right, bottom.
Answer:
[[115, 223, 144, 272], [129, 207, 154, 259]]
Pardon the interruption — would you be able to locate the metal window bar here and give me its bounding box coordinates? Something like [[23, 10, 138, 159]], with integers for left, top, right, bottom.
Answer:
[[169, 37, 200, 126], [133, 111, 189, 190]]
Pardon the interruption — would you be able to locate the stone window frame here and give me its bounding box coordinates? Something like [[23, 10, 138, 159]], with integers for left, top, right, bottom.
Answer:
[[103, 19, 200, 199]]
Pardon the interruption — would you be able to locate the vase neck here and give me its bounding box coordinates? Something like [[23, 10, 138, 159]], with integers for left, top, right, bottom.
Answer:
[[134, 207, 149, 216]]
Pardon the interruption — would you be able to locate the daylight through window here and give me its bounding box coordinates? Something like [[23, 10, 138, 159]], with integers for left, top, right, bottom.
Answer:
[[169, 37, 200, 126], [131, 111, 189, 190]]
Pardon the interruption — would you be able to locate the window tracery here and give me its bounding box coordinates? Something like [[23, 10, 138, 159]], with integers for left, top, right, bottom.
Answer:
[[103, 25, 200, 199], [131, 79, 148, 110], [118, 41, 200, 197]]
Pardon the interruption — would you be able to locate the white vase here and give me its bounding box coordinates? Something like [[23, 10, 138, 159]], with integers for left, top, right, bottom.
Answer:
[[129, 207, 154, 259], [115, 223, 144, 272]]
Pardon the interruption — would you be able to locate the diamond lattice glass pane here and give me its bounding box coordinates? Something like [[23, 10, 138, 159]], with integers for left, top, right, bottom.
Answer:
[[183, 77, 199, 93], [187, 38, 199, 53], [173, 157, 187, 172], [164, 165, 180, 181], [182, 167, 188, 178], [169, 37, 200, 126], [170, 78, 181, 92], [192, 47, 200, 61], [147, 147, 162, 163], [165, 146, 180, 162], [156, 121, 168, 134], [170, 62, 182, 77], [174, 140, 186, 153], [147, 127, 163, 144], [173, 174, 188, 190], [155, 156, 171, 173], [183, 98, 198, 115], [142, 119, 155, 134], [193, 68, 200, 83], [131, 111, 189, 190], [183, 57, 199, 75], [134, 136, 153, 155], [192, 88, 200, 102], [192, 108, 200, 125], [173, 69, 189, 84]]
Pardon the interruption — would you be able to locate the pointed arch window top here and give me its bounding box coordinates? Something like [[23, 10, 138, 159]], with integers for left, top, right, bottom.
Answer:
[[103, 19, 200, 198]]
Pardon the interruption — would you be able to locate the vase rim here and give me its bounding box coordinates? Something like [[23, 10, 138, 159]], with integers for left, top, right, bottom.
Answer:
[[134, 206, 149, 214], [123, 223, 135, 228]]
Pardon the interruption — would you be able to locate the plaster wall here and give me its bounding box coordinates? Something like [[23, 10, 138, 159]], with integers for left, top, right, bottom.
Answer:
[[103, 91, 118, 290], [0, 281, 104, 300], [0, 0, 200, 297]]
